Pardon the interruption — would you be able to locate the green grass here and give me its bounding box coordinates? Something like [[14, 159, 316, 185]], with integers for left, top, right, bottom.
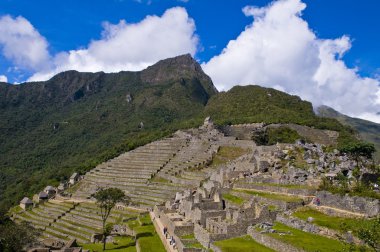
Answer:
[[234, 189, 303, 203], [138, 234, 166, 252], [293, 207, 377, 237], [138, 213, 152, 226], [267, 222, 362, 252], [81, 213, 165, 252], [8, 205, 23, 215], [214, 235, 275, 252], [81, 236, 136, 252], [149, 176, 171, 184], [180, 233, 195, 239], [222, 193, 245, 205], [210, 146, 250, 167], [238, 182, 314, 190], [133, 213, 166, 252], [184, 240, 204, 249]]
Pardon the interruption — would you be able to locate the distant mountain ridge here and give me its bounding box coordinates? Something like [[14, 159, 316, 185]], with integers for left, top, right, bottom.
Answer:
[[317, 105, 380, 160]]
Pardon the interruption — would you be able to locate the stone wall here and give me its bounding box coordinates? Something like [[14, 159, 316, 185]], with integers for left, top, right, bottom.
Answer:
[[193, 208, 226, 227], [234, 183, 316, 197], [247, 226, 304, 252], [194, 223, 230, 249], [276, 214, 361, 244], [231, 191, 305, 211], [316, 191, 380, 217]]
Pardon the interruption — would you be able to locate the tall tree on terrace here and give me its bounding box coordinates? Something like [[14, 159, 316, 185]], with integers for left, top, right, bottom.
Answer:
[[93, 188, 129, 250]]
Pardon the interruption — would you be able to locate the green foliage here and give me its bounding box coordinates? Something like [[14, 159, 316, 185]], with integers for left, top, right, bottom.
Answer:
[[357, 216, 380, 251], [318, 177, 380, 200], [252, 126, 303, 145], [0, 65, 211, 210], [93, 187, 128, 250], [318, 105, 380, 161], [340, 141, 376, 166], [266, 126, 303, 145], [0, 74, 360, 211], [0, 209, 40, 252], [214, 235, 275, 252], [293, 207, 377, 238]]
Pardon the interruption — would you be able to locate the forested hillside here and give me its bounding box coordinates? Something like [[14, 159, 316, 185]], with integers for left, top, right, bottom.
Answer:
[[0, 55, 359, 210]]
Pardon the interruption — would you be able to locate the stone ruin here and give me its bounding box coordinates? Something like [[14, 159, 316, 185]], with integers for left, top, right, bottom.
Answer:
[[154, 181, 275, 251]]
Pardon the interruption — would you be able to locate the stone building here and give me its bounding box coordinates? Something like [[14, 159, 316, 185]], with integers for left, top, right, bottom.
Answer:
[[154, 181, 275, 251], [69, 173, 80, 185], [20, 197, 33, 210], [44, 186, 56, 197]]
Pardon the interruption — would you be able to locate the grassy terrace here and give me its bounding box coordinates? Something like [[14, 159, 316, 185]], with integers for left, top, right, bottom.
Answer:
[[236, 181, 315, 190], [81, 213, 165, 252], [210, 146, 250, 167], [81, 236, 136, 252], [130, 213, 166, 252], [293, 207, 377, 237], [233, 189, 304, 203], [266, 222, 369, 252], [214, 235, 274, 252], [222, 193, 245, 205]]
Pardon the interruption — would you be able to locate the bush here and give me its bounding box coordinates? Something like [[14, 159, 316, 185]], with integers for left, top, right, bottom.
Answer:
[[252, 126, 303, 145]]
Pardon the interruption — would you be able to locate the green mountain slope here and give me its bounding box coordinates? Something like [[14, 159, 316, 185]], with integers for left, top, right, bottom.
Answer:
[[204, 85, 347, 132], [317, 105, 380, 160], [0, 54, 216, 210], [0, 55, 355, 211]]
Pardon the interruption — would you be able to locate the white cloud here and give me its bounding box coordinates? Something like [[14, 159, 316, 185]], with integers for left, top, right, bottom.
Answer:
[[28, 7, 198, 81], [0, 75, 8, 82], [0, 15, 51, 71], [203, 0, 380, 123]]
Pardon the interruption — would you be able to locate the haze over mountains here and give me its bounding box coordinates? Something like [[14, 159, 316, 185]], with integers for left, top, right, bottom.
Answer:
[[0, 54, 378, 211]]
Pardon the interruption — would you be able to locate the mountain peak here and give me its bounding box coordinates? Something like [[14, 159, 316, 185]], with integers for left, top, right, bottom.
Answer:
[[140, 54, 218, 95]]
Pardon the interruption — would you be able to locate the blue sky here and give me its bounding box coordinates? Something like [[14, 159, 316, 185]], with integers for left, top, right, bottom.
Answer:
[[0, 0, 380, 122], [1, 0, 379, 77]]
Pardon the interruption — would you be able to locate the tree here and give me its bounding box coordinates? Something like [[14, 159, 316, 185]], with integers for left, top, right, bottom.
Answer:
[[0, 220, 40, 252], [341, 142, 376, 168], [93, 188, 129, 250]]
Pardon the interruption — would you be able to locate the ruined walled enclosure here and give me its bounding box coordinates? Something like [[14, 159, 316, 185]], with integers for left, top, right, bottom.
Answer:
[[11, 118, 380, 251]]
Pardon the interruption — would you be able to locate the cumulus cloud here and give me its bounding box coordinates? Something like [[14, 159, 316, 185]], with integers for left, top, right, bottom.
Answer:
[[0, 15, 51, 71], [28, 7, 198, 81], [203, 0, 380, 122], [0, 75, 8, 82]]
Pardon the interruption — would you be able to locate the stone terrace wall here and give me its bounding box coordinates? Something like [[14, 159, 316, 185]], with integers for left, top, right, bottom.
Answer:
[[247, 226, 304, 252], [316, 191, 380, 217], [234, 182, 316, 197], [276, 214, 360, 244], [194, 224, 230, 249]]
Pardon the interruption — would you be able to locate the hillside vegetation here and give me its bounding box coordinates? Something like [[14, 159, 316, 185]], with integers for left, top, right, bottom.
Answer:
[[317, 105, 380, 160], [0, 55, 361, 211]]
